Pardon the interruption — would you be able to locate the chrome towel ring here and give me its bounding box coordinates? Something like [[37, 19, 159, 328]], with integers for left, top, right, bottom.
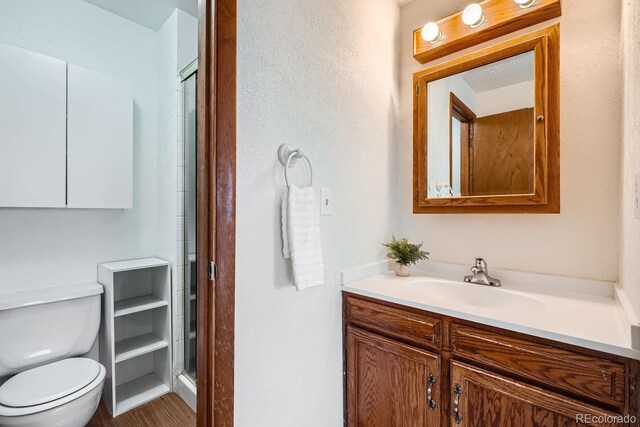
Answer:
[[278, 144, 313, 187]]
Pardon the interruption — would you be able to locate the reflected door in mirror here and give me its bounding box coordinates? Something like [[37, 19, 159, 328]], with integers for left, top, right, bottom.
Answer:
[[470, 108, 534, 196]]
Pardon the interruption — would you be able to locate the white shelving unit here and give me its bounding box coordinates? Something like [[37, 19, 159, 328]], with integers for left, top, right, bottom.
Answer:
[[184, 255, 197, 377], [98, 257, 171, 416]]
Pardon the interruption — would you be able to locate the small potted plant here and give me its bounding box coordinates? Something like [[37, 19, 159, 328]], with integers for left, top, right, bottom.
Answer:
[[382, 236, 429, 277]]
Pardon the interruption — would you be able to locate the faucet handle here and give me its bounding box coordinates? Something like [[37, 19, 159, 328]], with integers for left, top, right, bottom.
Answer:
[[474, 257, 486, 270]]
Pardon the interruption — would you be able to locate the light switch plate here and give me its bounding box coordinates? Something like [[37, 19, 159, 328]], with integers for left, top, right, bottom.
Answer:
[[636, 174, 640, 220], [320, 188, 333, 216]]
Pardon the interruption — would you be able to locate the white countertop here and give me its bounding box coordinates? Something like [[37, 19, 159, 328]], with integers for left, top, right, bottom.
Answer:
[[342, 270, 640, 360]]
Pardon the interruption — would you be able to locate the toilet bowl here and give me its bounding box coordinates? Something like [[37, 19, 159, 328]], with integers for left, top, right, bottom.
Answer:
[[0, 358, 106, 427], [0, 283, 105, 427]]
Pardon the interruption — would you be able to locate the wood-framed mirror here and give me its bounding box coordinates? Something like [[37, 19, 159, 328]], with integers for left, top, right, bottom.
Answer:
[[413, 24, 559, 214]]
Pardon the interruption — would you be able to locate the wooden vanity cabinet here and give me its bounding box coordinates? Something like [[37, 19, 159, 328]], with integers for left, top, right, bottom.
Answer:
[[451, 362, 622, 427], [343, 293, 640, 427], [346, 327, 441, 426]]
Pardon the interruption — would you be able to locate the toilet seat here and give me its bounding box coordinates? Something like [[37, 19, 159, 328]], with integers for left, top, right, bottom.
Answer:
[[0, 360, 105, 418], [0, 358, 100, 408]]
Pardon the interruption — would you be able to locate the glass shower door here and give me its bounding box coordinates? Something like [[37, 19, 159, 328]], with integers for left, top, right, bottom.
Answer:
[[182, 70, 197, 380]]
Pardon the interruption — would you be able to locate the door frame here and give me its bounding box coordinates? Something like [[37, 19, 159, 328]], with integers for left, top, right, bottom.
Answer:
[[448, 92, 476, 196], [196, 0, 236, 426]]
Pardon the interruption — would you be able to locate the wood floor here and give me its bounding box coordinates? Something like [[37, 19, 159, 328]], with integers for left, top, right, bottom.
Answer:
[[88, 393, 196, 427]]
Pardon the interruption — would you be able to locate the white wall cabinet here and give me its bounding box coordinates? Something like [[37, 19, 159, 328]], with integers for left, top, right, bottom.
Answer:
[[67, 64, 133, 209], [0, 42, 133, 209], [0, 43, 67, 207]]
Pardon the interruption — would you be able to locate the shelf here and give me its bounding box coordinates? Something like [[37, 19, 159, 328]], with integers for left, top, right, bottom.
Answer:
[[115, 333, 168, 363], [101, 257, 169, 273], [114, 295, 168, 317], [115, 373, 170, 415]]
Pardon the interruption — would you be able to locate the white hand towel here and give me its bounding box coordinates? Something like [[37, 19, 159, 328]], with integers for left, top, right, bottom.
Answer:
[[281, 190, 291, 259], [285, 185, 324, 290]]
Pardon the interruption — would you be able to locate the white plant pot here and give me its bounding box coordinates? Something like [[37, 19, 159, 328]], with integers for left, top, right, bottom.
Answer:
[[394, 263, 411, 277]]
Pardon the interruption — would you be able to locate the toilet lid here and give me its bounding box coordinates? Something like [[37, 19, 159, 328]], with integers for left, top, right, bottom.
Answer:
[[0, 358, 100, 407]]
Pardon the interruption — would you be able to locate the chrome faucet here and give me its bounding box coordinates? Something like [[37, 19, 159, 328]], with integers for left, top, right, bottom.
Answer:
[[464, 257, 501, 287]]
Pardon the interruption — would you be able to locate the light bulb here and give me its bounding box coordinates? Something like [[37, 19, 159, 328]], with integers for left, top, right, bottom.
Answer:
[[462, 3, 484, 28], [514, 0, 536, 8], [421, 22, 442, 43]]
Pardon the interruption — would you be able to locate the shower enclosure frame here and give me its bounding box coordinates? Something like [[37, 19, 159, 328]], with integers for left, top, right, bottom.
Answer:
[[196, 0, 236, 426], [180, 64, 198, 385]]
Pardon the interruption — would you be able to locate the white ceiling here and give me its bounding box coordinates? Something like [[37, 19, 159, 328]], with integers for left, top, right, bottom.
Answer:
[[82, 0, 198, 31], [462, 52, 534, 93]]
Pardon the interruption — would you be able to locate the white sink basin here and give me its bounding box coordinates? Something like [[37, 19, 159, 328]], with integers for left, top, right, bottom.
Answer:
[[406, 280, 544, 311]]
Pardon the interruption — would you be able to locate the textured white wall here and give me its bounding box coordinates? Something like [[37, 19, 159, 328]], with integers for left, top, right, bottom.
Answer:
[[0, 0, 160, 291], [399, 0, 622, 281], [619, 0, 640, 318], [235, 0, 399, 425]]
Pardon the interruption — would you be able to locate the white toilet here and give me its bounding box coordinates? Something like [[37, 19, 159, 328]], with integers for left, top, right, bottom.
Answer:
[[0, 282, 106, 427]]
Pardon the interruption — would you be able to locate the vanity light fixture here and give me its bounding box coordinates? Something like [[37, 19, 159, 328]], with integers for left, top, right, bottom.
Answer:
[[461, 3, 485, 28], [421, 22, 442, 43], [514, 0, 536, 8]]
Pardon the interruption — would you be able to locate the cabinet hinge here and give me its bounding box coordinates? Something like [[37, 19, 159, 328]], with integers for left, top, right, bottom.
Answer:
[[416, 85, 420, 96], [209, 260, 217, 280]]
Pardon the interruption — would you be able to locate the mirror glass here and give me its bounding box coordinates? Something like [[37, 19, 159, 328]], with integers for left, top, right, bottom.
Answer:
[[427, 51, 535, 198]]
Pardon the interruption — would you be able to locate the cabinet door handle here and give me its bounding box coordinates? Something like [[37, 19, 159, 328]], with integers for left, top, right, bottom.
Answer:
[[453, 384, 463, 424], [427, 373, 437, 411]]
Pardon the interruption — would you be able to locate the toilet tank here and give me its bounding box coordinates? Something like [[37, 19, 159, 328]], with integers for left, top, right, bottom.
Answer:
[[0, 282, 103, 377]]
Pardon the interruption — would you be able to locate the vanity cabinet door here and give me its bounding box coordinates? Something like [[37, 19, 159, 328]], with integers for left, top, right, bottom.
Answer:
[[67, 64, 133, 209], [346, 326, 440, 427], [450, 361, 621, 427]]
